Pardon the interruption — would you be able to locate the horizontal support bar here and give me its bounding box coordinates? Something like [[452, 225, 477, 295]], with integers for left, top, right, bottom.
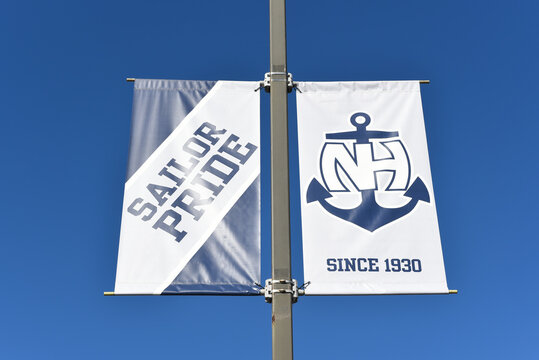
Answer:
[[103, 292, 262, 296], [127, 78, 427, 84], [302, 290, 458, 296], [104, 289, 456, 296]]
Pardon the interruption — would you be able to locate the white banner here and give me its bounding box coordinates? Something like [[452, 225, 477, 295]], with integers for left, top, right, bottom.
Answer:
[[296, 81, 448, 295], [115, 80, 260, 295]]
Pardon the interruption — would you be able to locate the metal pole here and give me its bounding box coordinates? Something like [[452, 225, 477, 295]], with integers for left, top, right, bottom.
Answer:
[[269, 0, 293, 360]]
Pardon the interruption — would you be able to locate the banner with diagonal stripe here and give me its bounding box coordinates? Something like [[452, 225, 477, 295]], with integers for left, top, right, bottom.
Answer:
[[115, 79, 261, 295]]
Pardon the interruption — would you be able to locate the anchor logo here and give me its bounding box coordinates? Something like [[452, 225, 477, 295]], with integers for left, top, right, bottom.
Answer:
[[306, 112, 430, 232]]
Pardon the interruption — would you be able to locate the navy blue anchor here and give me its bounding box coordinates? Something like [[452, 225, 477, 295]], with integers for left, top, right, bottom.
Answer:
[[306, 112, 431, 232]]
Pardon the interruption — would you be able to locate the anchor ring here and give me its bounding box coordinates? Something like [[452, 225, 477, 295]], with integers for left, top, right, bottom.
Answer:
[[350, 112, 371, 128]]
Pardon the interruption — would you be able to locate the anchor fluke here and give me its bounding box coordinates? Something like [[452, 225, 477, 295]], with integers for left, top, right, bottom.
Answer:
[[404, 177, 430, 203], [306, 176, 431, 232], [306, 178, 332, 203]]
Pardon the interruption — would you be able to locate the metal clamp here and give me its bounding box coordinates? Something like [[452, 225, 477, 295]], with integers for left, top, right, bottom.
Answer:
[[262, 278, 301, 303], [260, 72, 295, 93]]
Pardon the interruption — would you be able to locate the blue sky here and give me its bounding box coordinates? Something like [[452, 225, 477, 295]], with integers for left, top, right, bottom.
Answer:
[[1, 0, 538, 358]]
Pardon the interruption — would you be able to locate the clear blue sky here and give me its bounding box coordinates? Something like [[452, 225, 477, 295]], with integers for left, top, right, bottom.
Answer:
[[2, 1, 538, 358]]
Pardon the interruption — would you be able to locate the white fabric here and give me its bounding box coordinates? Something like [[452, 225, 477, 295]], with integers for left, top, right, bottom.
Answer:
[[296, 81, 448, 295]]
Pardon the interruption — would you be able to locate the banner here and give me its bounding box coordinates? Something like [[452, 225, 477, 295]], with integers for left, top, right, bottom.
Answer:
[[296, 81, 448, 295], [115, 79, 261, 295]]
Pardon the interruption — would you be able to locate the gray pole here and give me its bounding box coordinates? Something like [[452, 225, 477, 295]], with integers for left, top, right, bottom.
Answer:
[[269, 0, 293, 360]]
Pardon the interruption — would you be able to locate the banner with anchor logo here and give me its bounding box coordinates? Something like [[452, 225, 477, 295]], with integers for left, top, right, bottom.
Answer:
[[296, 81, 448, 295]]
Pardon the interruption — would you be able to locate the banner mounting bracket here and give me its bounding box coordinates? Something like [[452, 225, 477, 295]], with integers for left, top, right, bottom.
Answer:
[[262, 279, 303, 303], [260, 72, 295, 93]]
